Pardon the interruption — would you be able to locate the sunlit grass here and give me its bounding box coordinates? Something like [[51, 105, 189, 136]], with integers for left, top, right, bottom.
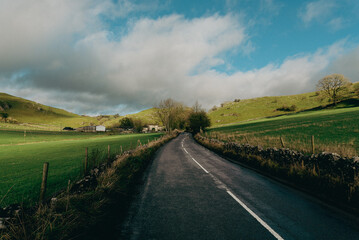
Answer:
[[206, 107, 359, 157], [0, 131, 163, 207]]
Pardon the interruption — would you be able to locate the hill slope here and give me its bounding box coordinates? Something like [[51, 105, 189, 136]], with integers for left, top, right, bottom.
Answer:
[[0, 92, 159, 130], [209, 82, 359, 126], [0, 93, 102, 129]]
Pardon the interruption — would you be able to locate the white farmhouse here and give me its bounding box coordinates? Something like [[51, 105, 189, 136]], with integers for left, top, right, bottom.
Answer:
[[96, 125, 106, 132]]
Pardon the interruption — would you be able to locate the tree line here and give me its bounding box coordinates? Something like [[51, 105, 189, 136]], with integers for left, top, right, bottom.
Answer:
[[115, 99, 211, 134], [155, 99, 210, 134]]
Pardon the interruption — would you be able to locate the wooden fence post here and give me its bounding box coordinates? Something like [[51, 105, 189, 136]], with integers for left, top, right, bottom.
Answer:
[[84, 147, 88, 175], [66, 179, 71, 212], [108, 145, 111, 162], [120, 145, 123, 154], [311, 135, 315, 154], [39, 162, 49, 204], [280, 137, 285, 148]]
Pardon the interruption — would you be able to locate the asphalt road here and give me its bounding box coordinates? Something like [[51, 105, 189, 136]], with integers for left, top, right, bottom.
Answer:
[[119, 133, 359, 240]]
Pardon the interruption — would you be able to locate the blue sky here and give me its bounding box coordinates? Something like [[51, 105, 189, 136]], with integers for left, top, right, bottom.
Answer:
[[0, 0, 359, 115]]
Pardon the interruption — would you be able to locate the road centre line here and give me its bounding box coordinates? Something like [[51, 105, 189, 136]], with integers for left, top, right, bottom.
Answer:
[[190, 156, 209, 174], [182, 147, 209, 174], [182, 136, 284, 240], [227, 190, 284, 240], [182, 139, 209, 174]]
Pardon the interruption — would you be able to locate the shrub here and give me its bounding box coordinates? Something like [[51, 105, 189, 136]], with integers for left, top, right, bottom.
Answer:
[[188, 111, 211, 133], [119, 117, 134, 130], [276, 105, 297, 112]]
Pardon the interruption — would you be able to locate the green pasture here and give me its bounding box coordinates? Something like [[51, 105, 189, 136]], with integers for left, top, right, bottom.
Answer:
[[207, 107, 359, 155], [0, 132, 163, 207], [0, 129, 115, 145]]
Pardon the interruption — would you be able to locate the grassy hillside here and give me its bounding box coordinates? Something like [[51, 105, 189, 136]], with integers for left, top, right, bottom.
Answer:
[[127, 108, 159, 124], [209, 82, 359, 126], [0, 93, 159, 130], [103, 108, 160, 128], [206, 106, 359, 157], [0, 92, 100, 129]]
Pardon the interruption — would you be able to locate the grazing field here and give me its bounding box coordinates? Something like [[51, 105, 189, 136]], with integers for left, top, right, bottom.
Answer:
[[0, 129, 114, 145], [0, 131, 163, 207], [206, 107, 359, 157]]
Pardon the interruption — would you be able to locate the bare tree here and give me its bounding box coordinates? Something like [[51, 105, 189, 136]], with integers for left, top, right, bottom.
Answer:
[[192, 101, 202, 113], [155, 98, 184, 133], [316, 74, 350, 105]]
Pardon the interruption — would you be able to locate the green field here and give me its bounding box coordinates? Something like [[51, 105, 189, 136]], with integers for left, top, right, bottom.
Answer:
[[0, 131, 163, 207], [207, 107, 359, 157]]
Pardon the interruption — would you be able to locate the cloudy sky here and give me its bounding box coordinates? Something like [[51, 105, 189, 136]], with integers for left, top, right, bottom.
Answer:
[[1, 0, 359, 115]]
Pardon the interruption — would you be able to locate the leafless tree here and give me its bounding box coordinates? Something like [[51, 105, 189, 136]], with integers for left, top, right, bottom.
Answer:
[[316, 74, 350, 105], [192, 101, 203, 113], [155, 98, 184, 133]]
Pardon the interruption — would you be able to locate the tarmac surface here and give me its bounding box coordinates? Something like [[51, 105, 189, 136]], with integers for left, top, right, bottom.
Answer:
[[119, 133, 359, 240]]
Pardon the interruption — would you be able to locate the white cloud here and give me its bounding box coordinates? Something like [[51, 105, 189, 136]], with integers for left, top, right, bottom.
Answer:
[[299, 0, 335, 25], [259, 0, 282, 15], [0, 0, 357, 115], [328, 45, 359, 82], [0, 1, 247, 114], [328, 17, 345, 31], [186, 40, 348, 109]]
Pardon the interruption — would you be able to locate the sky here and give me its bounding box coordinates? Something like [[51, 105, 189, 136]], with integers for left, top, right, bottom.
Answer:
[[1, 0, 359, 115]]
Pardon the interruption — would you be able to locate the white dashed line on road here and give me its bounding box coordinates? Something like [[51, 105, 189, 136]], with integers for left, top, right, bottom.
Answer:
[[227, 190, 284, 240], [182, 138, 209, 174], [181, 135, 284, 240]]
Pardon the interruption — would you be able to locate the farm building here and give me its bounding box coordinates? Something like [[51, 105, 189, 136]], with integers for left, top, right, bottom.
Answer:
[[77, 125, 106, 132], [142, 124, 164, 133], [96, 125, 106, 132]]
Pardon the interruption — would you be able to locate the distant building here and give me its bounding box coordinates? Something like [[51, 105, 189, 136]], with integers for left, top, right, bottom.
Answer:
[[77, 125, 106, 132], [96, 125, 106, 132], [148, 124, 159, 132], [142, 124, 164, 133]]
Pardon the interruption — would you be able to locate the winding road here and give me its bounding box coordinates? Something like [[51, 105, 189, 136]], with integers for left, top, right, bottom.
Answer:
[[119, 133, 359, 239]]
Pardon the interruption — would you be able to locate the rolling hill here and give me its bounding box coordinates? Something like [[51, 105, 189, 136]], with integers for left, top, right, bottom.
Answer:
[[1, 81, 358, 130], [0, 92, 100, 130], [0, 93, 159, 130], [209, 82, 359, 126]]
